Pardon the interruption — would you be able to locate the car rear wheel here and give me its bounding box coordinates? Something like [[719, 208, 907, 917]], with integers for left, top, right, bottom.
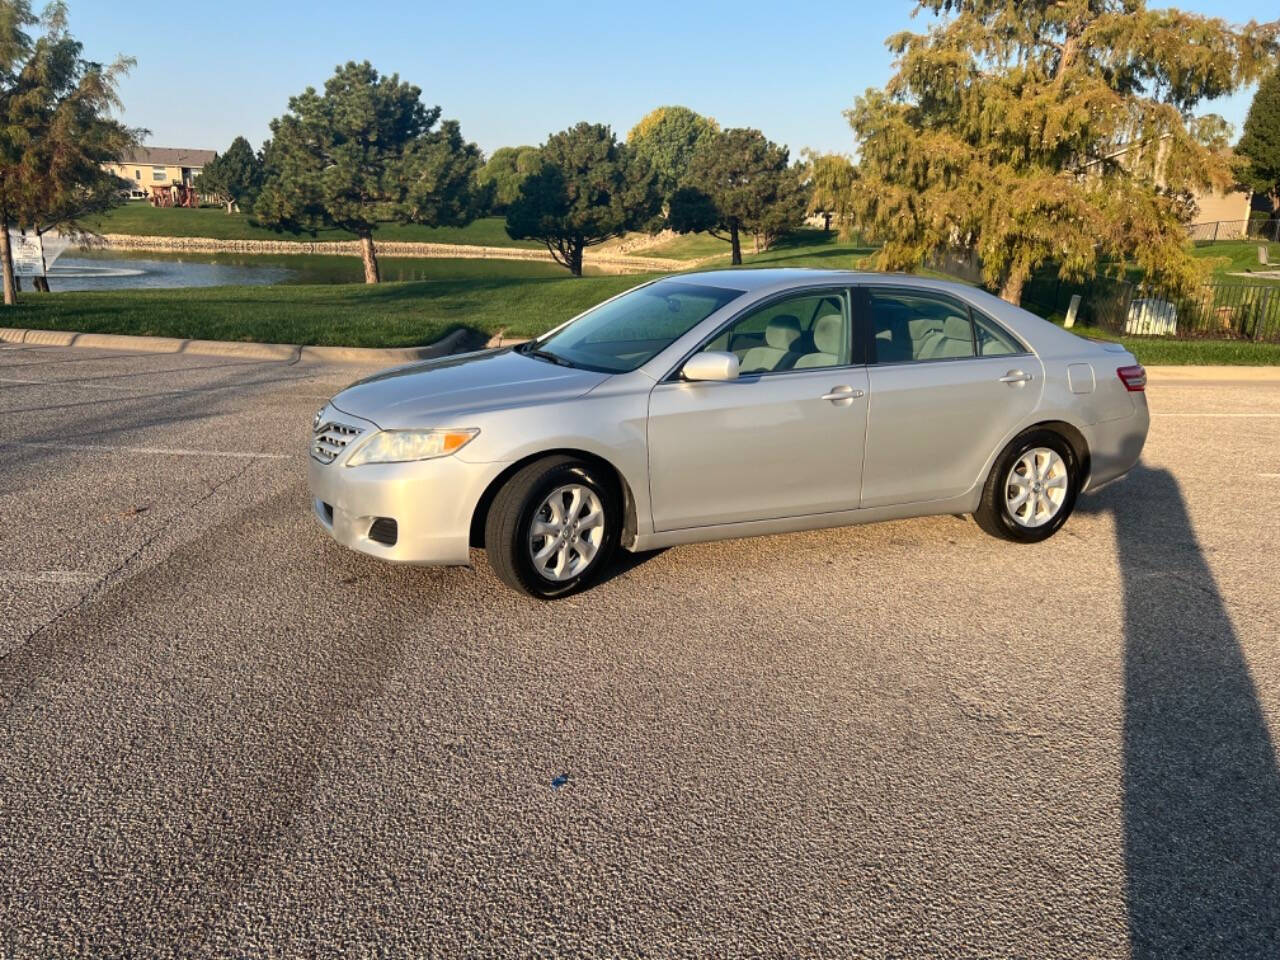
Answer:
[[974, 429, 1080, 543], [484, 456, 619, 598]]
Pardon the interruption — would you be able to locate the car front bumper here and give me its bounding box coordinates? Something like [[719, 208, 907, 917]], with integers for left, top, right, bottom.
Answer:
[[307, 447, 505, 567]]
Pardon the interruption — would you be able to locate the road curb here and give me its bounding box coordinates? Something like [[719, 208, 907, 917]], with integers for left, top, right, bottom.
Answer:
[[0, 325, 483, 366]]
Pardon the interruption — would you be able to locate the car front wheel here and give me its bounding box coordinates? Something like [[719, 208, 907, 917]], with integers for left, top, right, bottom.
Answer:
[[975, 429, 1080, 543], [484, 456, 619, 598]]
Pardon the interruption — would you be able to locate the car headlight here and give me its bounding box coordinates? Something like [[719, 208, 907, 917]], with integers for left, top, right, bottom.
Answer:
[[345, 428, 479, 467]]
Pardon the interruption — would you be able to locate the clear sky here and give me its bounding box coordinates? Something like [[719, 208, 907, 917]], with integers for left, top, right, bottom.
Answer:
[[73, 0, 1278, 159]]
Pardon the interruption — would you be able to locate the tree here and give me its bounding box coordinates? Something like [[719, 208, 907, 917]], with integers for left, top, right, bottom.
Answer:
[[668, 127, 804, 265], [196, 136, 262, 213], [846, 1, 1279, 305], [1238, 68, 1280, 212], [255, 61, 485, 284], [505, 122, 660, 276], [0, 1, 138, 303], [802, 150, 857, 234], [476, 145, 539, 214], [627, 105, 718, 200]]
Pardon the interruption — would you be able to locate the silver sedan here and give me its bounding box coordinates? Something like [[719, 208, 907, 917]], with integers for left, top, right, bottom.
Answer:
[[308, 269, 1149, 598]]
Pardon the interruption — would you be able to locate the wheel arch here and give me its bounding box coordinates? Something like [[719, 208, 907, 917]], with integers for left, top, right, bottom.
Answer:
[[469, 449, 639, 550], [1028, 419, 1091, 480]]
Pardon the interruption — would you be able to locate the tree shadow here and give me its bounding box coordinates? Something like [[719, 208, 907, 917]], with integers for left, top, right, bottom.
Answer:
[[1084, 467, 1280, 957]]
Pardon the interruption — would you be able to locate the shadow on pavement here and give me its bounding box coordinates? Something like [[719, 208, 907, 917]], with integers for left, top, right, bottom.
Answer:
[[1088, 466, 1280, 957]]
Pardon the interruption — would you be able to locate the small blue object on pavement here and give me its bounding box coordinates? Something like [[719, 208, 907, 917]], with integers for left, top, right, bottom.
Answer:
[[551, 773, 569, 789]]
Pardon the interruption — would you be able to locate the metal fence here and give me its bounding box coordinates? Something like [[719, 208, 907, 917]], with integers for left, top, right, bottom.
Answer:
[[1023, 273, 1280, 341], [1187, 219, 1280, 244]]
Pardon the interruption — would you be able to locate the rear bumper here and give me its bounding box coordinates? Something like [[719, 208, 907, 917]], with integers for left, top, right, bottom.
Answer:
[[307, 452, 503, 566], [1082, 397, 1150, 492]]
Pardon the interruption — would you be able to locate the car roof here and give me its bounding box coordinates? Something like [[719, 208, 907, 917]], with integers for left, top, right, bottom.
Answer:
[[660, 267, 1110, 361], [672, 267, 980, 299]]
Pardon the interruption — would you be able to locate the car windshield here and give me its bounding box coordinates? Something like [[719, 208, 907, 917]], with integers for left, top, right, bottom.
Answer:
[[525, 279, 744, 373]]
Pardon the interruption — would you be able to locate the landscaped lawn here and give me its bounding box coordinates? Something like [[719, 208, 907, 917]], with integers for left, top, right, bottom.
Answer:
[[83, 205, 542, 248], [1056, 323, 1280, 365], [1190, 239, 1280, 282], [6, 272, 654, 347], [6, 226, 1279, 362]]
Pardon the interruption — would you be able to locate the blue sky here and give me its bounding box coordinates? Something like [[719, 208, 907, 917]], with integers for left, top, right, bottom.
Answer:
[[75, 0, 1277, 158]]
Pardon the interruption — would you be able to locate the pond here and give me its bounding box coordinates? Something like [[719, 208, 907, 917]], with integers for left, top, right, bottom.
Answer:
[[42, 247, 576, 291]]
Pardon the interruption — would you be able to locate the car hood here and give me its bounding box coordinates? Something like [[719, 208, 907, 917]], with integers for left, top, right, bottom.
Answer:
[[329, 348, 611, 428]]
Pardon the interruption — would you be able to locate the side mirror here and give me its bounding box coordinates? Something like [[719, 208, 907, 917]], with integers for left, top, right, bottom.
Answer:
[[682, 351, 739, 382]]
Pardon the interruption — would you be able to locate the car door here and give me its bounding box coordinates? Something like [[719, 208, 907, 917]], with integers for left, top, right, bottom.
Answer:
[[647, 289, 869, 532], [857, 285, 1043, 508]]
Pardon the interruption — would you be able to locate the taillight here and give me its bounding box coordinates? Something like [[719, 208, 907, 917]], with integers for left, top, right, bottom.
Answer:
[[1117, 364, 1146, 392]]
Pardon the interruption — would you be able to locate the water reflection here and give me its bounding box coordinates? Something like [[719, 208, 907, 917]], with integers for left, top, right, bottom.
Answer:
[[44, 248, 577, 291]]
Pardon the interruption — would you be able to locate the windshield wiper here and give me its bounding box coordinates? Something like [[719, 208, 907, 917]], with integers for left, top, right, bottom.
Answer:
[[524, 346, 575, 368]]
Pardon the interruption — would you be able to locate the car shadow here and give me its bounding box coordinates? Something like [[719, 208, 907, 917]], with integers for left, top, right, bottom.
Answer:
[[1082, 466, 1280, 957], [595, 546, 667, 587]]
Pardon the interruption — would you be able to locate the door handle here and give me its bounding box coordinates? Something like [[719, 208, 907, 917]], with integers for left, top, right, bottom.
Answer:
[[821, 386, 864, 402], [999, 371, 1034, 385]]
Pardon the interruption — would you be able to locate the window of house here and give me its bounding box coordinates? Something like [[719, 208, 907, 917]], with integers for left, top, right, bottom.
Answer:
[[134, 169, 141, 180], [151, 167, 166, 181]]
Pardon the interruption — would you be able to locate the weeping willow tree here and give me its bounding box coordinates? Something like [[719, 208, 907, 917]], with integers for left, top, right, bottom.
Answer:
[[847, 1, 1279, 304], [802, 149, 858, 234]]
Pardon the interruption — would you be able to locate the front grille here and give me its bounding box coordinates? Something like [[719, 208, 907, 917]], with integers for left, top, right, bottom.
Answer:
[[368, 517, 398, 545], [311, 421, 362, 464]]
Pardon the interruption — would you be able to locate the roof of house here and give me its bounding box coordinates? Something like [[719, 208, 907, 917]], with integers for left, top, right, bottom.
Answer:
[[118, 146, 218, 167]]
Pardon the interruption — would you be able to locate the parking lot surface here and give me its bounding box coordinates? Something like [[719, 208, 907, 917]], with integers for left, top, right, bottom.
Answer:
[[1, 342, 1278, 959]]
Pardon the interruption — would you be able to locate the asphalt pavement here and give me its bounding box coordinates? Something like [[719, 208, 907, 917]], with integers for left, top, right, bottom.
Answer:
[[1, 342, 1278, 959]]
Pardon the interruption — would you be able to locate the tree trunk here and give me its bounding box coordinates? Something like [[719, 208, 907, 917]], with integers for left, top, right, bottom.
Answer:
[[34, 275, 49, 292], [0, 218, 15, 306], [358, 232, 381, 284], [999, 272, 1026, 307], [730, 222, 742, 266], [568, 242, 583, 277], [226, 200, 235, 214], [823, 212, 832, 233]]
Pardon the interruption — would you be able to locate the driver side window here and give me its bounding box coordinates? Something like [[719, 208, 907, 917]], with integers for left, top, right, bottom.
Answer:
[[702, 291, 850, 374]]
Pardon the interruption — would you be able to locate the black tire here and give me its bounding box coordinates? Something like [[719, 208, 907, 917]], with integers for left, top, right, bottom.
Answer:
[[484, 456, 620, 599], [974, 429, 1080, 543]]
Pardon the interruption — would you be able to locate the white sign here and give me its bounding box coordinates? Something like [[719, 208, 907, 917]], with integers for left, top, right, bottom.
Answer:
[[10, 232, 44, 277]]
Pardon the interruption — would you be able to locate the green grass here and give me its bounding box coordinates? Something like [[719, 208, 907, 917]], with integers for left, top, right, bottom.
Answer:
[[1189, 240, 1280, 282], [9, 224, 1280, 362], [84, 205, 541, 248], [7, 271, 652, 348], [1055, 323, 1280, 365]]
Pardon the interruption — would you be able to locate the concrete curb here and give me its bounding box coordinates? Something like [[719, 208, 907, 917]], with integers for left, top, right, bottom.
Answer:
[[0, 325, 482, 366]]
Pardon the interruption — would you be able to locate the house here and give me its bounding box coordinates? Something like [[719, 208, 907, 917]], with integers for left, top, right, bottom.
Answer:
[[1082, 138, 1253, 238], [104, 146, 218, 200]]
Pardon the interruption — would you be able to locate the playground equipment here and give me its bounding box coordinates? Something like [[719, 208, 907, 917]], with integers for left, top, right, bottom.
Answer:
[[149, 183, 199, 208]]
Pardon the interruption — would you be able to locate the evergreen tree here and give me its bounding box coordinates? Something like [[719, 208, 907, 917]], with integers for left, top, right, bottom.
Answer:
[[256, 61, 485, 284], [668, 128, 804, 264], [1238, 68, 1280, 212], [505, 123, 660, 276], [196, 136, 263, 213]]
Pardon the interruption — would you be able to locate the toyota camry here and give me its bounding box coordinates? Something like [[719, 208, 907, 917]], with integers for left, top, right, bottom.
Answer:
[[308, 269, 1149, 597]]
